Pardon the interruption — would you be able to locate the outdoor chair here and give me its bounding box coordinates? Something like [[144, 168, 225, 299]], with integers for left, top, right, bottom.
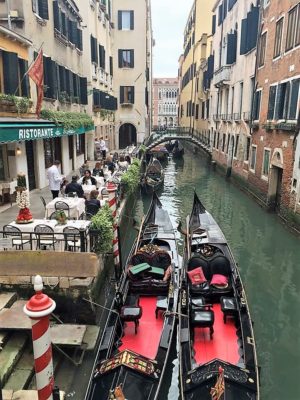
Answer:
[[34, 224, 56, 250], [3, 225, 30, 250], [85, 212, 94, 221], [190, 301, 214, 340], [63, 226, 81, 252], [55, 201, 70, 217]]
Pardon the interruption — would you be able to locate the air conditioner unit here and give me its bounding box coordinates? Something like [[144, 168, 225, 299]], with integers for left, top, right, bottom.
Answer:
[[10, 10, 19, 18]]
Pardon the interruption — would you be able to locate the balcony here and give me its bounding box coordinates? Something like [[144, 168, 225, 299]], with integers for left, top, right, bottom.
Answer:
[[214, 65, 232, 88]]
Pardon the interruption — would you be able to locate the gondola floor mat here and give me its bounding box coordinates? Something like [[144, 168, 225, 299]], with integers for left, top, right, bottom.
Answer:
[[119, 296, 163, 360], [193, 304, 239, 365]]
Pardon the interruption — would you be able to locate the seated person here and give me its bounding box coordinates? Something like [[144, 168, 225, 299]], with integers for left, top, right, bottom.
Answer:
[[118, 155, 129, 171], [65, 175, 84, 197], [105, 155, 115, 173], [79, 160, 89, 176], [81, 170, 97, 186], [92, 162, 104, 177], [125, 155, 131, 165], [60, 178, 68, 196], [85, 190, 101, 213]]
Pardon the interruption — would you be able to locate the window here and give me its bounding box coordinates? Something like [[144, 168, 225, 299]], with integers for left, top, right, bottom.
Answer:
[[120, 86, 134, 104], [274, 79, 300, 120], [245, 137, 251, 161], [262, 149, 270, 176], [1, 51, 30, 97], [118, 10, 134, 30], [252, 90, 261, 120], [250, 145, 257, 170], [90, 35, 98, 64], [258, 32, 267, 67], [68, 135, 73, 159], [118, 49, 134, 68], [76, 134, 85, 155], [99, 45, 105, 70], [267, 85, 277, 120], [32, 0, 49, 20], [226, 135, 230, 154], [286, 4, 300, 51], [274, 18, 283, 58], [222, 133, 226, 152], [239, 82, 243, 116]]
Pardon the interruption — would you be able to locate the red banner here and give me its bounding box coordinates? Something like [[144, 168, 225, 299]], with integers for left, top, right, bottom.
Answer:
[[210, 366, 225, 400], [28, 49, 44, 118]]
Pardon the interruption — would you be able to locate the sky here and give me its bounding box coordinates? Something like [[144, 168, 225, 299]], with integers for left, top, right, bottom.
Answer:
[[151, 0, 194, 78]]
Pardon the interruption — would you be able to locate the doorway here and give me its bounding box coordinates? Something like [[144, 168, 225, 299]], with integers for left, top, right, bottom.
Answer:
[[268, 165, 283, 211], [25, 141, 36, 190], [119, 124, 137, 149]]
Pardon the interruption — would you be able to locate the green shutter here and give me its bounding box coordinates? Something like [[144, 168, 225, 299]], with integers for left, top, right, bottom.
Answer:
[[109, 56, 113, 76], [3, 51, 19, 95], [130, 11, 134, 29], [53, 1, 60, 30], [118, 10, 122, 29], [130, 50, 134, 68], [19, 59, 30, 98], [120, 86, 124, 103], [130, 86, 135, 104], [240, 18, 248, 55], [38, 0, 49, 20], [267, 86, 277, 120], [289, 79, 300, 120], [80, 77, 88, 105]]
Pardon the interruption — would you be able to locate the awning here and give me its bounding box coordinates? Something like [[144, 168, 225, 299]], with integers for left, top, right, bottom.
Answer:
[[0, 120, 94, 143]]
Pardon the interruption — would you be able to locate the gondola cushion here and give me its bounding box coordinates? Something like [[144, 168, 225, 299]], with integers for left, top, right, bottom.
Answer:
[[149, 267, 165, 278], [129, 263, 151, 276], [210, 255, 231, 276], [187, 267, 207, 285], [191, 310, 214, 327], [187, 256, 211, 280], [211, 274, 228, 287]]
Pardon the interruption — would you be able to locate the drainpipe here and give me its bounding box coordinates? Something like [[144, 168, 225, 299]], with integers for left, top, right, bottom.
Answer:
[[189, 0, 197, 135], [7, 0, 11, 29]]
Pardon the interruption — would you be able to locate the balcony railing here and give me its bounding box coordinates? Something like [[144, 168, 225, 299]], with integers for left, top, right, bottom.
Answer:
[[243, 111, 251, 122], [214, 65, 232, 87], [233, 112, 241, 122]]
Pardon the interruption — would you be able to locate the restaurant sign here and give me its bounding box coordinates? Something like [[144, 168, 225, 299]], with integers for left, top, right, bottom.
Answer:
[[0, 123, 94, 143]]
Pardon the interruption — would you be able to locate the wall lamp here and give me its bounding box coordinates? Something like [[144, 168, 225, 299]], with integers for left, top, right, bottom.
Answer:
[[16, 146, 22, 156]]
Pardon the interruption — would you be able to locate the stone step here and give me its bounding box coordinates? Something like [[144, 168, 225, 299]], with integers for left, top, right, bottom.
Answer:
[[4, 347, 34, 391], [0, 333, 28, 386], [0, 293, 17, 311]]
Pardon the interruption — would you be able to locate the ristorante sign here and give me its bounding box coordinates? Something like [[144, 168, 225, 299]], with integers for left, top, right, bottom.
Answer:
[[0, 123, 93, 143]]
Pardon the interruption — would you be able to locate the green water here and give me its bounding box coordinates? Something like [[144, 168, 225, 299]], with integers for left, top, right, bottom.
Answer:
[[121, 148, 300, 400]]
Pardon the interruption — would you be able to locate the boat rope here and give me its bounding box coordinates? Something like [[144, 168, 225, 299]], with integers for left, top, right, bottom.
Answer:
[[162, 310, 189, 319]]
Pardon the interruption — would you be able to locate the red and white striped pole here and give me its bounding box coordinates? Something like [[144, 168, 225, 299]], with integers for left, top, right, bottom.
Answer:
[[106, 182, 120, 271], [24, 275, 56, 400]]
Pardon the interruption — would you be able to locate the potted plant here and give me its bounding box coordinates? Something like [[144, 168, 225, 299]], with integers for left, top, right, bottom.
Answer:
[[15, 173, 33, 224], [55, 210, 68, 225], [89, 204, 113, 254]]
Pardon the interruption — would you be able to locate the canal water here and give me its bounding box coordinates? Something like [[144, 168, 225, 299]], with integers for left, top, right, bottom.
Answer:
[[121, 147, 300, 400]]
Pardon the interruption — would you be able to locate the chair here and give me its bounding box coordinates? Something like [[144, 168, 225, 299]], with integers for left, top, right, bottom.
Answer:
[[40, 196, 46, 210], [55, 201, 70, 217], [63, 226, 81, 252], [100, 187, 109, 199], [34, 224, 56, 250], [49, 211, 59, 220], [220, 296, 238, 323], [85, 212, 94, 221], [190, 299, 214, 339], [120, 295, 142, 334], [3, 225, 30, 250], [85, 203, 100, 216]]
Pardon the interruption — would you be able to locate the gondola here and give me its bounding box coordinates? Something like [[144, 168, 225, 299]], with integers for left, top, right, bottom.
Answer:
[[141, 157, 164, 194], [146, 145, 169, 162], [172, 142, 184, 159], [178, 192, 259, 400], [85, 193, 180, 400]]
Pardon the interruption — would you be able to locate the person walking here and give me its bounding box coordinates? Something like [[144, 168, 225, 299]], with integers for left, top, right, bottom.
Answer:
[[47, 160, 63, 199], [99, 137, 107, 159]]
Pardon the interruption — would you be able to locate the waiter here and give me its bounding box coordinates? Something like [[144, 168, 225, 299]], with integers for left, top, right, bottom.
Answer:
[[47, 160, 64, 199]]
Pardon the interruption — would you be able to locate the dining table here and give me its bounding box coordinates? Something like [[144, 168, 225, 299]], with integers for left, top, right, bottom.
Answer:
[[45, 197, 85, 219]]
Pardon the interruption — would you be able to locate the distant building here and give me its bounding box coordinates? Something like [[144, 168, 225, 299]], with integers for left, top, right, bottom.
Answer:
[[152, 78, 178, 129]]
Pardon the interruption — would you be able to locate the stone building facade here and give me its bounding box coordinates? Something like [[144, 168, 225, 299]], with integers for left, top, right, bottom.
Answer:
[[152, 78, 178, 129], [249, 0, 300, 218], [0, 0, 152, 193]]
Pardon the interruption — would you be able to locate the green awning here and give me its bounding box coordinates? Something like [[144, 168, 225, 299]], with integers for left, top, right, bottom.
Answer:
[[0, 122, 94, 143]]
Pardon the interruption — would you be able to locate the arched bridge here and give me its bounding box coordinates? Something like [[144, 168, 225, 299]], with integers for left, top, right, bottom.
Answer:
[[144, 128, 212, 154]]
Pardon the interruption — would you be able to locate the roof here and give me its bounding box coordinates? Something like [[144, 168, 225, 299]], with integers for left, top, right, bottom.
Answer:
[[0, 25, 32, 47]]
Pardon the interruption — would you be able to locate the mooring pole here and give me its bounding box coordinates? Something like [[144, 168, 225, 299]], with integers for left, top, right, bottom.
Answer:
[[107, 182, 121, 279], [24, 275, 56, 400]]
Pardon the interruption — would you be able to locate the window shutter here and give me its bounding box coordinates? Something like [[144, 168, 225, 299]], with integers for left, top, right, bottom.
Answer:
[[80, 77, 88, 105], [93, 89, 100, 107], [19, 59, 30, 97], [118, 10, 122, 29], [77, 29, 82, 50], [102, 47, 106, 70], [218, 4, 223, 25], [68, 70, 74, 99], [226, 32, 237, 64], [52, 61, 58, 99], [44, 57, 51, 98], [212, 15, 216, 35], [53, 1, 59, 30], [250, 7, 259, 50], [120, 86, 124, 103], [118, 49, 123, 68], [289, 79, 300, 119], [99, 45, 102, 68], [38, 0, 49, 20], [59, 66, 66, 93], [67, 19, 72, 42], [283, 82, 291, 120], [131, 86, 135, 104], [72, 73, 78, 98], [267, 86, 277, 120], [3, 51, 19, 95], [61, 12, 66, 36], [130, 50, 134, 68], [145, 88, 148, 107], [223, 0, 227, 19], [240, 18, 248, 55], [110, 56, 113, 76], [130, 11, 134, 30]]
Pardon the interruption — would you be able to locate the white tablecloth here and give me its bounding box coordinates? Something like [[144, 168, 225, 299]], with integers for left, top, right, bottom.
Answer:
[[82, 185, 96, 198], [45, 197, 85, 219], [8, 219, 91, 251], [93, 176, 105, 187]]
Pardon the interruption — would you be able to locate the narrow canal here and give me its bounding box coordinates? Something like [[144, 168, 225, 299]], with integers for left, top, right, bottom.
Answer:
[[121, 146, 300, 400]]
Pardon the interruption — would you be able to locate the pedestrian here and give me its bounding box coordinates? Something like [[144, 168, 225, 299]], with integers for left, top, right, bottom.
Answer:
[[47, 160, 64, 199], [65, 175, 84, 198], [99, 137, 107, 159]]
